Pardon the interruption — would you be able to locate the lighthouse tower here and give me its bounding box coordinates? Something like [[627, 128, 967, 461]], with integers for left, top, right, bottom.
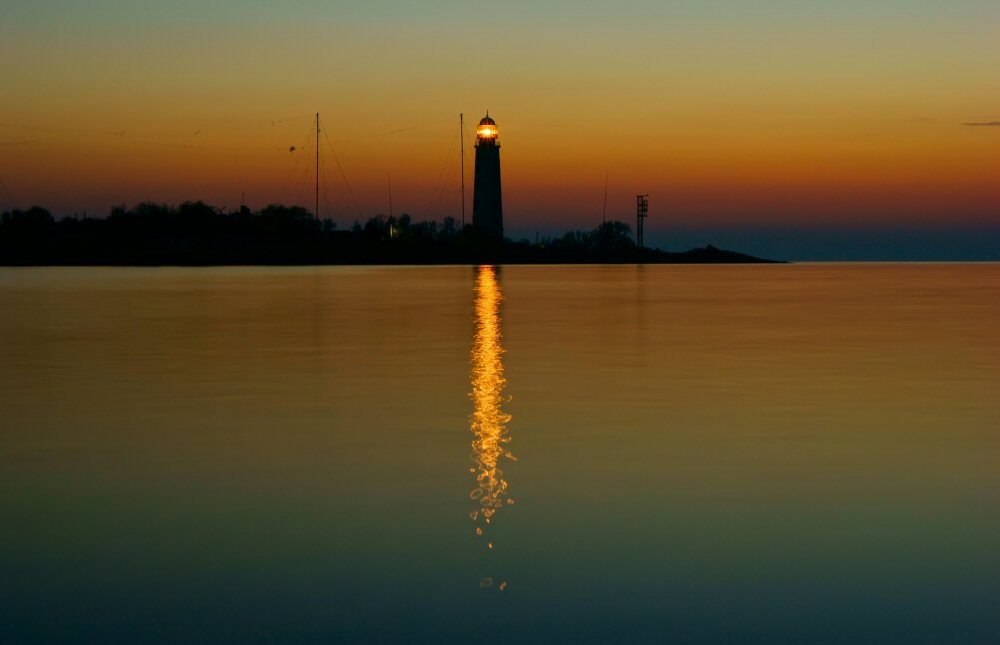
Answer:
[[472, 113, 503, 239]]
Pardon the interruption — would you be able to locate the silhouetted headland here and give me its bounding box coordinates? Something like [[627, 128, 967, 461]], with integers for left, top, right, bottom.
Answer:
[[0, 203, 782, 265]]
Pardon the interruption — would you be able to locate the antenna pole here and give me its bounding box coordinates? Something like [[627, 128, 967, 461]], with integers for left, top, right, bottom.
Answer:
[[636, 194, 649, 249], [315, 112, 320, 220], [460, 113, 465, 228]]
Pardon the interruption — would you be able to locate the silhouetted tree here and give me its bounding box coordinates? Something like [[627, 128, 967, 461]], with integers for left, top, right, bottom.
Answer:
[[593, 220, 634, 250], [438, 216, 458, 240], [258, 204, 319, 235], [362, 215, 388, 241], [1, 207, 54, 232], [1, 200, 775, 265]]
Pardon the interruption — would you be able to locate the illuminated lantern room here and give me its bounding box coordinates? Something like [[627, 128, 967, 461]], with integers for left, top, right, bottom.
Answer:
[[472, 111, 503, 238], [476, 114, 499, 145]]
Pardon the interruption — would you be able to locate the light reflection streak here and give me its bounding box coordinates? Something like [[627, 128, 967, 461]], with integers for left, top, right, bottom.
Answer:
[[469, 266, 515, 544]]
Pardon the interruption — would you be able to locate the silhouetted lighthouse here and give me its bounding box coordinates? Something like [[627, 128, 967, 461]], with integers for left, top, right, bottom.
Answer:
[[472, 113, 503, 239]]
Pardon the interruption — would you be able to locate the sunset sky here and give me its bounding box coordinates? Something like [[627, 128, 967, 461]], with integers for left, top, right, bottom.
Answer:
[[2, 0, 998, 257]]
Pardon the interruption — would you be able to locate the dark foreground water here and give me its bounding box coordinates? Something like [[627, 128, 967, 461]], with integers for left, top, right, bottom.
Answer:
[[1, 264, 998, 644]]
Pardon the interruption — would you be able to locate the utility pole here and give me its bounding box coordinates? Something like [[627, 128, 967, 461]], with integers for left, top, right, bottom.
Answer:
[[460, 113, 466, 228], [315, 112, 320, 220]]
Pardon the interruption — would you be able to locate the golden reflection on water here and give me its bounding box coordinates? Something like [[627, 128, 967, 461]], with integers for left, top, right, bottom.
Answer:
[[469, 266, 515, 545]]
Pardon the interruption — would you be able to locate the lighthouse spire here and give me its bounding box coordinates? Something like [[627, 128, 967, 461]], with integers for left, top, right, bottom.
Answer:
[[472, 112, 503, 239]]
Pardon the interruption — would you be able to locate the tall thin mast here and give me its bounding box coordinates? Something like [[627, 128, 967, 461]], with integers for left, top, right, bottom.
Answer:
[[387, 173, 393, 219], [315, 112, 320, 220], [460, 113, 465, 228]]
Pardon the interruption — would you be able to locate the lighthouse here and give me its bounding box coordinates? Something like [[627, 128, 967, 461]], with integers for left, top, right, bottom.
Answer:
[[472, 113, 503, 239]]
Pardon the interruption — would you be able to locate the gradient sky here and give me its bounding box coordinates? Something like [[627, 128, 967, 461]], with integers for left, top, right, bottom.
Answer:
[[1, 0, 998, 257]]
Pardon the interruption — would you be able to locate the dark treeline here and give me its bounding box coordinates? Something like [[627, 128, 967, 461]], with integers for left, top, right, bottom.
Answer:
[[0, 202, 777, 265]]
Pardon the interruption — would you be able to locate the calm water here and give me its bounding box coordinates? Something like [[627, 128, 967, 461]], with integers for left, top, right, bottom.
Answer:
[[1, 264, 998, 644]]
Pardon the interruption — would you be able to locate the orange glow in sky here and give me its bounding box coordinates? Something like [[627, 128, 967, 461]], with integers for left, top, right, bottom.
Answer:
[[1, 0, 997, 233]]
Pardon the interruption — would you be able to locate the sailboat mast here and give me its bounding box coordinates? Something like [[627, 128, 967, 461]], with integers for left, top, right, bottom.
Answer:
[[315, 112, 320, 220], [460, 113, 465, 228]]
